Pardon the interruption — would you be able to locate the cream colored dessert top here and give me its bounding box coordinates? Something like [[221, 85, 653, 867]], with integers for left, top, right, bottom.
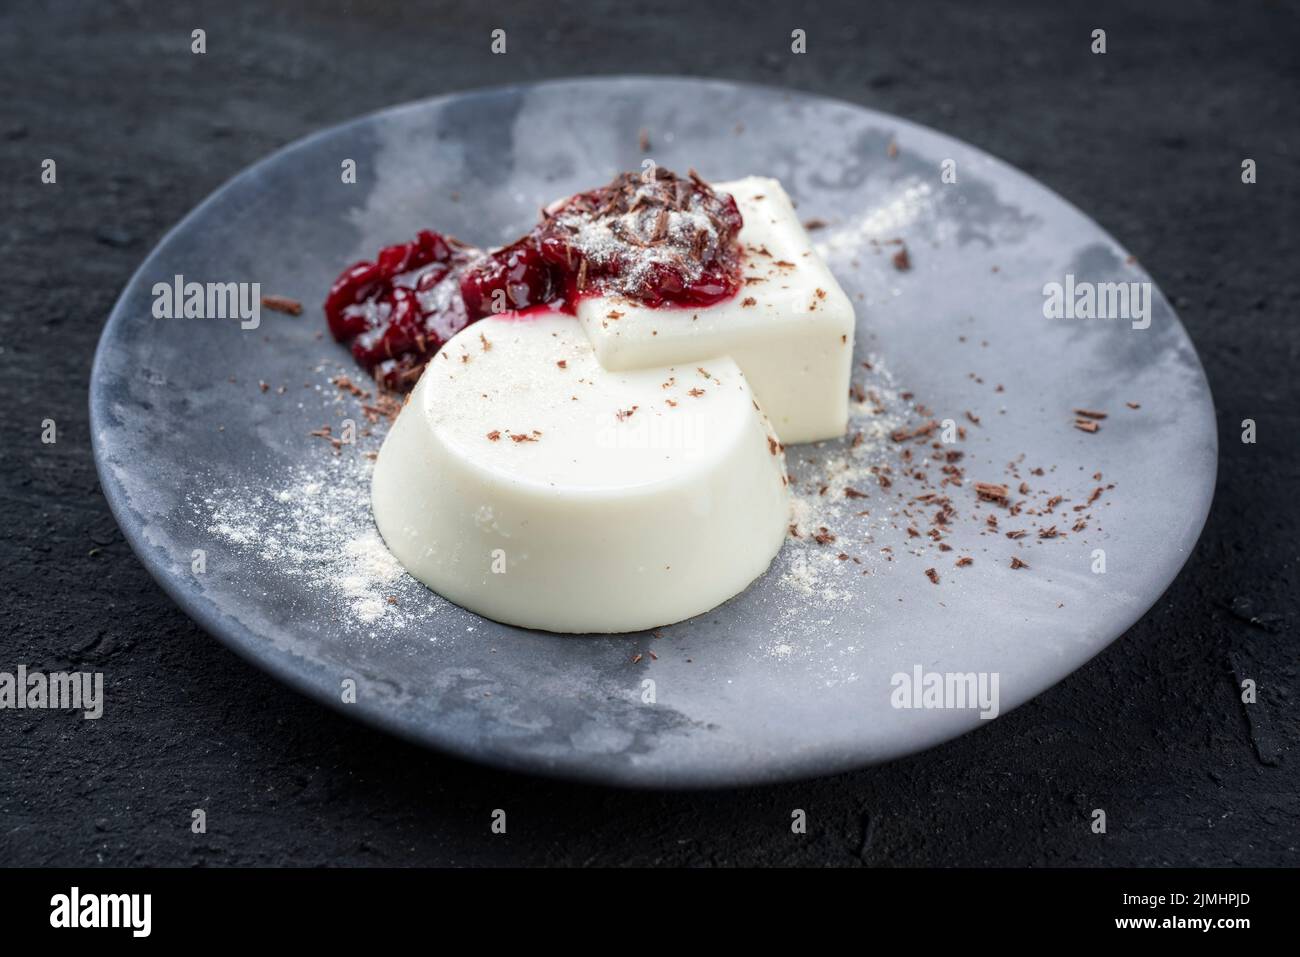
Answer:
[[422, 313, 780, 492]]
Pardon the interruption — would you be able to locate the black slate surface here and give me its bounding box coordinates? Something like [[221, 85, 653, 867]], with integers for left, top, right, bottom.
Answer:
[[1, 0, 1296, 866]]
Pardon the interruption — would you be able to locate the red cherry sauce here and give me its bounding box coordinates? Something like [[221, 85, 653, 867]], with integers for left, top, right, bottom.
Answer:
[[324, 168, 743, 391]]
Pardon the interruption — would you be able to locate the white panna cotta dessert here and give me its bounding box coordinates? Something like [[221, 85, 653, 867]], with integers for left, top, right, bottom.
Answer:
[[371, 314, 789, 633], [349, 169, 855, 633]]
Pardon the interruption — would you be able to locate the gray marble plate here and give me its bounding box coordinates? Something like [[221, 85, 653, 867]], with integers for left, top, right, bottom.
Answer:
[[90, 77, 1216, 788]]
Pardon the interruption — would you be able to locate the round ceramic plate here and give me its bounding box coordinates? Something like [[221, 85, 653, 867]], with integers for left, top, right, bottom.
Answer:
[[91, 77, 1216, 787]]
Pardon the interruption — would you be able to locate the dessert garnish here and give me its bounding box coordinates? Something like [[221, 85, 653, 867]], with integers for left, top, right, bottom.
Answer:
[[323, 230, 481, 390], [324, 168, 744, 391]]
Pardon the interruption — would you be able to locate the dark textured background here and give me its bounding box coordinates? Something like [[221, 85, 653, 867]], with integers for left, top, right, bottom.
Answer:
[[2, 0, 1297, 866]]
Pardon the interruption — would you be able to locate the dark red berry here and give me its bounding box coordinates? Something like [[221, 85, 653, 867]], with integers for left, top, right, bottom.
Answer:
[[459, 238, 555, 320]]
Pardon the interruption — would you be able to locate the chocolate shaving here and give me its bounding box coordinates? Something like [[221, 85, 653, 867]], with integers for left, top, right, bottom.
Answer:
[[261, 294, 303, 315], [652, 208, 669, 243], [975, 482, 1010, 504]]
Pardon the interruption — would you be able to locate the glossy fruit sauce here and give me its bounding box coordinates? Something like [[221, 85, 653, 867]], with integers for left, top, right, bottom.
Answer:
[[324, 168, 743, 391]]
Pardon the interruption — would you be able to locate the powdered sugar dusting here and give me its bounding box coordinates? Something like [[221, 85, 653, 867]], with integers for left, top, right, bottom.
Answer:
[[192, 371, 455, 635], [759, 352, 908, 665], [813, 181, 936, 259], [557, 200, 720, 295], [202, 454, 419, 630]]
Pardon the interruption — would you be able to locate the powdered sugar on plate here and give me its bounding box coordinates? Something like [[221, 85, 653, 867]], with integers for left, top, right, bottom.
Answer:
[[202, 455, 410, 629], [192, 370, 453, 636], [757, 352, 908, 665], [782, 355, 907, 583]]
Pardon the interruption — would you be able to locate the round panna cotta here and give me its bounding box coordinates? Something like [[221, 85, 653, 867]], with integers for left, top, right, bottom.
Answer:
[[371, 313, 790, 633]]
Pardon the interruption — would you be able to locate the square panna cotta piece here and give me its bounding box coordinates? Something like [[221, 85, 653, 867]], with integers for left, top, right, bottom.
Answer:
[[575, 176, 855, 444]]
